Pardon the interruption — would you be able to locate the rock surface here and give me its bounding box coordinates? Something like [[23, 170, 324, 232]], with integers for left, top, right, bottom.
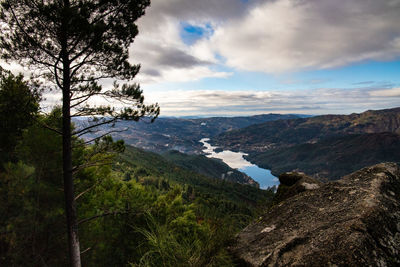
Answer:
[[273, 172, 322, 203], [230, 163, 400, 266]]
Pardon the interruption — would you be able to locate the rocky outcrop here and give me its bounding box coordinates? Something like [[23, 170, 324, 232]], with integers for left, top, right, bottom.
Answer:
[[273, 172, 322, 203], [230, 163, 400, 266]]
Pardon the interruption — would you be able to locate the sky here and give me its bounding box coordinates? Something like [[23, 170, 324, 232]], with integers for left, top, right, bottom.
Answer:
[[128, 0, 400, 117], [3, 0, 400, 117]]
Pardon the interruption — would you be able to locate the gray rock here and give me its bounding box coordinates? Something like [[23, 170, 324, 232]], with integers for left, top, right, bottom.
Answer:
[[273, 172, 323, 203], [230, 163, 400, 266]]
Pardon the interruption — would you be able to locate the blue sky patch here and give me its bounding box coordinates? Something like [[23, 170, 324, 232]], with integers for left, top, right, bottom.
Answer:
[[180, 22, 214, 45]]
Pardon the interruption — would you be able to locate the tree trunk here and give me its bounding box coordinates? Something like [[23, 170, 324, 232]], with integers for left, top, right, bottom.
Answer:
[[61, 1, 81, 264], [62, 59, 81, 267]]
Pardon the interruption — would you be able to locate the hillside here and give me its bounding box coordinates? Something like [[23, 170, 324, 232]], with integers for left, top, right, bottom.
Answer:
[[116, 146, 273, 209], [162, 150, 258, 186], [80, 113, 300, 154], [247, 132, 400, 180], [213, 107, 400, 152]]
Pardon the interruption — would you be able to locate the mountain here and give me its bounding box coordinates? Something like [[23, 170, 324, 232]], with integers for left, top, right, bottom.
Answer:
[[212, 107, 400, 152], [79, 113, 301, 154], [162, 150, 258, 186], [247, 132, 400, 180], [230, 163, 400, 266]]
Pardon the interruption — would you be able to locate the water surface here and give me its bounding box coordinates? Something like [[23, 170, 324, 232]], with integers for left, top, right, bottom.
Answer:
[[200, 138, 279, 189]]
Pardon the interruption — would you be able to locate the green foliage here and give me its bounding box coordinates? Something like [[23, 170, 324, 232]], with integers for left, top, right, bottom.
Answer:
[[0, 68, 40, 165], [133, 213, 234, 267], [0, 109, 67, 265], [0, 107, 274, 266], [0, 158, 67, 265], [118, 146, 274, 218], [1, 1, 160, 261]]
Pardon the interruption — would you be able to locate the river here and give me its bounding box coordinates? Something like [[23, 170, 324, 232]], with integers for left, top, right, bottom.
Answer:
[[199, 138, 279, 189]]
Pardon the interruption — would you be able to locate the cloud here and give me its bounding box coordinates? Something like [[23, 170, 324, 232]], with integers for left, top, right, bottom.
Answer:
[[209, 0, 400, 72], [135, 43, 210, 69], [143, 86, 400, 116], [128, 0, 400, 78], [138, 66, 232, 84], [130, 12, 230, 84], [0, 62, 32, 77], [143, 0, 255, 23], [5, 0, 400, 83], [370, 87, 400, 97]]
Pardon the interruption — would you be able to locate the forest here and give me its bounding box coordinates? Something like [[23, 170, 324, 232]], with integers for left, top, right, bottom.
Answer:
[[0, 67, 274, 266]]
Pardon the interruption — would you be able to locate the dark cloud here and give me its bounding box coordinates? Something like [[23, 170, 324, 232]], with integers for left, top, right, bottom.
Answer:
[[156, 47, 211, 68], [142, 68, 161, 77], [147, 0, 262, 22]]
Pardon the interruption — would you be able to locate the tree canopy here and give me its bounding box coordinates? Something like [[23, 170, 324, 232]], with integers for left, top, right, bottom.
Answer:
[[0, 67, 40, 165], [1, 1, 158, 266], [0, 0, 159, 125]]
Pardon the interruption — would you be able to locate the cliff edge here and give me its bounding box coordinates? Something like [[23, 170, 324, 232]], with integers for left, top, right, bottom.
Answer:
[[230, 163, 400, 266]]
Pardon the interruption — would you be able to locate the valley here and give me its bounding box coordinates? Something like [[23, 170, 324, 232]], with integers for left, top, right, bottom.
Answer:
[[211, 107, 400, 181], [82, 107, 400, 183], [199, 138, 279, 189], [79, 113, 301, 154]]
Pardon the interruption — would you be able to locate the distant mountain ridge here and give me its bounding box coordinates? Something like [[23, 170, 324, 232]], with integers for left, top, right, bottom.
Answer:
[[211, 107, 400, 180], [213, 107, 400, 152], [247, 132, 400, 180]]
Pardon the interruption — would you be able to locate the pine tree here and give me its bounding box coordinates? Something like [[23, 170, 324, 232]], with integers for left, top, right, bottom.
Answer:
[[0, 1, 159, 266], [0, 67, 40, 165]]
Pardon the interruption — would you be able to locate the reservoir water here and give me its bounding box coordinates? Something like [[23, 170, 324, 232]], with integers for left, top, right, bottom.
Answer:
[[199, 138, 279, 189]]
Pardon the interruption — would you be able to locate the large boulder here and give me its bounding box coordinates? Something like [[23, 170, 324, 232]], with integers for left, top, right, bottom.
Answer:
[[230, 163, 400, 266], [273, 172, 322, 203]]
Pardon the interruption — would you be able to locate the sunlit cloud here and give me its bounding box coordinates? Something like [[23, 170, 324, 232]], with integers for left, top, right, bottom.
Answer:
[[143, 86, 400, 116], [370, 87, 400, 97]]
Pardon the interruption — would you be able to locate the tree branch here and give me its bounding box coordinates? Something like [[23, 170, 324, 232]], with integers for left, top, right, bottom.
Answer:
[[8, 5, 59, 61], [80, 246, 92, 255], [33, 116, 63, 135], [75, 183, 97, 201], [73, 128, 128, 147], [77, 210, 139, 225], [72, 118, 118, 136], [72, 158, 113, 174]]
